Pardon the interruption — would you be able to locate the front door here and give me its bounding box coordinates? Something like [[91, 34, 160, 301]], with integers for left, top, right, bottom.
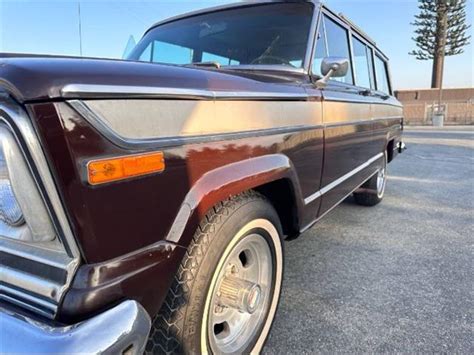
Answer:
[[314, 12, 376, 217]]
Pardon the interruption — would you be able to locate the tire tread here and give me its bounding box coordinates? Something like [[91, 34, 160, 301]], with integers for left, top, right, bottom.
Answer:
[[146, 191, 267, 354]]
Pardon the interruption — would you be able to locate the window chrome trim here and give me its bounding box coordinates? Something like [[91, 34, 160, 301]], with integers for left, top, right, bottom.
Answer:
[[304, 152, 383, 205], [303, 0, 322, 73], [146, 2, 320, 75], [148, 0, 289, 32], [219, 65, 306, 74]]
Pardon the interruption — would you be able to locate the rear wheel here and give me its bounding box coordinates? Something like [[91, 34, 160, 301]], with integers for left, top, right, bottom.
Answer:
[[146, 191, 284, 354], [353, 152, 388, 206]]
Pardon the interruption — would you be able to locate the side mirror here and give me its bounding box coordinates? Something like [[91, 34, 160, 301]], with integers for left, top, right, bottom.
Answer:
[[315, 57, 349, 89]]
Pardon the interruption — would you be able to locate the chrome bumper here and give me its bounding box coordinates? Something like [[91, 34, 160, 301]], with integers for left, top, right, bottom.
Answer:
[[0, 300, 151, 354], [397, 141, 407, 153]]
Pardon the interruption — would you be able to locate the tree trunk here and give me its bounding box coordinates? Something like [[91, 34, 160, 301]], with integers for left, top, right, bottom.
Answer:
[[431, 51, 445, 88], [431, 0, 448, 89]]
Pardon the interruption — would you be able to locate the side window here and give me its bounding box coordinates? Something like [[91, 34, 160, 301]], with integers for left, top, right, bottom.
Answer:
[[152, 41, 193, 64], [375, 55, 390, 94], [138, 43, 152, 62], [352, 36, 372, 89], [312, 18, 328, 77], [323, 16, 353, 85], [136, 41, 194, 64]]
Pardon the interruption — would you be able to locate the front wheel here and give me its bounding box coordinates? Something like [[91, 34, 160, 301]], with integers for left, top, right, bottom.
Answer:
[[353, 152, 388, 206], [146, 191, 284, 354]]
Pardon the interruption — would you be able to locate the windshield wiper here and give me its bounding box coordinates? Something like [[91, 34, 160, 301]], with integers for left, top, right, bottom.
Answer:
[[184, 61, 221, 69]]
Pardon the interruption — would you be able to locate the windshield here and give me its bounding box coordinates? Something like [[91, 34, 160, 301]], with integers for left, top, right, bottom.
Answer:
[[128, 3, 314, 69]]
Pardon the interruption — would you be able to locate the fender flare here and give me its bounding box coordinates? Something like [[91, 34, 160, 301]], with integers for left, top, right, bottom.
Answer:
[[165, 154, 305, 248]]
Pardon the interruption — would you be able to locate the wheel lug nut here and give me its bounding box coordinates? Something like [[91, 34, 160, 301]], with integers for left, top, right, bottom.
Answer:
[[230, 264, 238, 274]]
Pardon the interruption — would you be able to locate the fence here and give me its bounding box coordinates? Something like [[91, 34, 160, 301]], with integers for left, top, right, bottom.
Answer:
[[402, 99, 474, 126]]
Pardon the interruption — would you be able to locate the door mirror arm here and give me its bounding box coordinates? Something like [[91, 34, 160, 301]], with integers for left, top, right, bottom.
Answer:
[[315, 57, 349, 89]]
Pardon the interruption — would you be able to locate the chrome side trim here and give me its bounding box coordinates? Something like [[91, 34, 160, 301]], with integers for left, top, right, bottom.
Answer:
[[61, 84, 309, 101], [324, 117, 402, 129], [68, 100, 320, 150], [0, 300, 151, 355], [324, 118, 373, 128], [304, 191, 322, 205], [69, 99, 401, 150], [304, 153, 383, 205], [301, 168, 379, 232], [323, 96, 402, 108]]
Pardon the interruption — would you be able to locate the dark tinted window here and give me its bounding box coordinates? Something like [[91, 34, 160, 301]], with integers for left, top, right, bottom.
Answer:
[[375, 55, 390, 94], [352, 36, 372, 89], [323, 16, 353, 84], [129, 3, 314, 68]]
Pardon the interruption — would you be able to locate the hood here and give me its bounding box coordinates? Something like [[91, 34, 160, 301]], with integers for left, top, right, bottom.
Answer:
[[0, 54, 307, 103]]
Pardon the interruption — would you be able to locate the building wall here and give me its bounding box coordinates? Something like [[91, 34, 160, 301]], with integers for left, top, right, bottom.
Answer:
[[395, 88, 474, 125]]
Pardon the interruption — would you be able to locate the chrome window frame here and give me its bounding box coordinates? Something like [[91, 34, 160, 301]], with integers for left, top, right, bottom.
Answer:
[[373, 52, 393, 96], [309, 7, 356, 85], [309, 3, 395, 98], [351, 31, 376, 91], [135, 0, 321, 75]]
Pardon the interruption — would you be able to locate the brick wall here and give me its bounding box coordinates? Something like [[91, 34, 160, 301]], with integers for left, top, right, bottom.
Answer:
[[395, 88, 474, 125]]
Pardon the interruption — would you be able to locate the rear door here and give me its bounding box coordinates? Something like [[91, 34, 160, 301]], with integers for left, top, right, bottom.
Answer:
[[315, 12, 375, 216], [371, 52, 404, 155]]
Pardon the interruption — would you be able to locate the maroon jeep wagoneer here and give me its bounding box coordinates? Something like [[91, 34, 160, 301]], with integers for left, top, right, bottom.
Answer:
[[0, 0, 404, 353]]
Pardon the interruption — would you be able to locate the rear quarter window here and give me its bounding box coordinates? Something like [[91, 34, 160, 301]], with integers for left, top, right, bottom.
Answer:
[[374, 55, 390, 94]]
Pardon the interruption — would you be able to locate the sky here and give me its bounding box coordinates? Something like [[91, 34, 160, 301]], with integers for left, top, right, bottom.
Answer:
[[0, 0, 472, 90]]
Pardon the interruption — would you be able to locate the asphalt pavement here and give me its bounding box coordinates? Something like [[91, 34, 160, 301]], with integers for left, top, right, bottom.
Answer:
[[265, 126, 473, 353]]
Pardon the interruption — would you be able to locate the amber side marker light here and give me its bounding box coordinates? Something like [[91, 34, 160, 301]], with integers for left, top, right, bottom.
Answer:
[[87, 151, 165, 185]]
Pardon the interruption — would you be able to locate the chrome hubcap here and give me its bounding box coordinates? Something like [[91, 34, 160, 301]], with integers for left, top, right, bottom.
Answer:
[[377, 157, 387, 198], [208, 233, 273, 354]]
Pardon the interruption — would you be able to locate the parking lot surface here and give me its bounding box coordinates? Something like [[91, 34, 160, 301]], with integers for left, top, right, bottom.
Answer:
[[265, 127, 473, 353]]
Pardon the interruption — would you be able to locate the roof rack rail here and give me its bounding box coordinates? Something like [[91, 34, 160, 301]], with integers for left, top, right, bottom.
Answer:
[[338, 13, 377, 46]]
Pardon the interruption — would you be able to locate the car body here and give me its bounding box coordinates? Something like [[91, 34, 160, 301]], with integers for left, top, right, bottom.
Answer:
[[0, 1, 404, 353]]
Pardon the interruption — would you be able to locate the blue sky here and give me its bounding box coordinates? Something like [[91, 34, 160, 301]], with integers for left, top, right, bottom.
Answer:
[[0, 0, 472, 90]]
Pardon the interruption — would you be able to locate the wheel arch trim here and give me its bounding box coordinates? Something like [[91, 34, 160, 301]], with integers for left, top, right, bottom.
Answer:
[[165, 154, 305, 247]]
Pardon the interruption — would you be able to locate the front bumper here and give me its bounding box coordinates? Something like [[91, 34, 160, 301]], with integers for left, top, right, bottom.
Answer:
[[0, 300, 151, 354]]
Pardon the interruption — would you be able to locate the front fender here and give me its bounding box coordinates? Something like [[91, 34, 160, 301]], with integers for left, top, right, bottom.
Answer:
[[165, 154, 305, 248]]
